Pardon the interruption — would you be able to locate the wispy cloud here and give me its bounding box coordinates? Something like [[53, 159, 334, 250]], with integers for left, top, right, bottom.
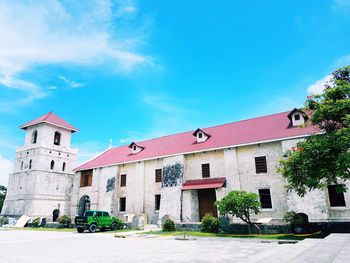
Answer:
[[72, 141, 108, 165], [307, 75, 332, 94], [332, 0, 350, 11], [333, 54, 350, 68], [59, 75, 85, 90], [0, 0, 152, 110]]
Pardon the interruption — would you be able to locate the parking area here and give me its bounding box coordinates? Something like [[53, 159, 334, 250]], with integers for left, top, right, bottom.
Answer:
[[0, 229, 280, 263]]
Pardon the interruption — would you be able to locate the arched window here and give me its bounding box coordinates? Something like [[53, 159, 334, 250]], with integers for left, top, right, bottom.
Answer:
[[29, 160, 32, 169], [20, 161, 23, 170], [54, 132, 61, 146], [50, 160, 55, 170], [62, 162, 66, 172], [32, 130, 38, 144]]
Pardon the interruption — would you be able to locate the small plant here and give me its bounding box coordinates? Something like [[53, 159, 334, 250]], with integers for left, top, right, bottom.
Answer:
[[201, 214, 220, 233], [32, 217, 40, 227], [283, 211, 306, 226], [162, 218, 176, 232], [58, 215, 71, 228], [112, 217, 125, 230], [0, 216, 8, 225]]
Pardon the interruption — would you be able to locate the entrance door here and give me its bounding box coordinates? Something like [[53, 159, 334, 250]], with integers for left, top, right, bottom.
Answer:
[[198, 189, 217, 220]]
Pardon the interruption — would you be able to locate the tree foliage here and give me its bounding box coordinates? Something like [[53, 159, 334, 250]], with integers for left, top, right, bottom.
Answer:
[[279, 66, 350, 196], [216, 190, 260, 225], [0, 185, 7, 212]]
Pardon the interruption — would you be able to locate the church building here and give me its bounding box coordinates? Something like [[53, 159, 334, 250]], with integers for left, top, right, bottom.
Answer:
[[2, 109, 350, 225]]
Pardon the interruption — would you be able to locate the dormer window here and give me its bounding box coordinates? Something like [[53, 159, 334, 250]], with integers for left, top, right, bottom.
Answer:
[[193, 128, 210, 143], [287, 108, 307, 127], [129, 142, 145, 154]]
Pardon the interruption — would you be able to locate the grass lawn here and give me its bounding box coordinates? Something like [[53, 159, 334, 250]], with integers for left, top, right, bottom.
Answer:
[[140, 230, 323, 240], [1, 227, 138, 234]]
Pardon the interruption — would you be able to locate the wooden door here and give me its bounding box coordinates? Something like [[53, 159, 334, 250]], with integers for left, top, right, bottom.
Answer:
[[198, 189, 218, 220]]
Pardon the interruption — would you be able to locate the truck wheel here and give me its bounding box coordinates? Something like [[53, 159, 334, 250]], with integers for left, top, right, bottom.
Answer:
[[88, 224, 97, 233], [77, 228, 84, 233], [111, 222, 118, 231]]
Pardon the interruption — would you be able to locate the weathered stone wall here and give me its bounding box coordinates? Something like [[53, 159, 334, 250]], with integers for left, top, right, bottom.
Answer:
[[2, 122, 77, 220]]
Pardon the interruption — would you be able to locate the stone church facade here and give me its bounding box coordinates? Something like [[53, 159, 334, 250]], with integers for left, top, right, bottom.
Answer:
[[2, 109, 350, 224]]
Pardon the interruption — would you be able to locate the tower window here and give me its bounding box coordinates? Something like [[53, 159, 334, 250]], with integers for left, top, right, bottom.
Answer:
[[32, 130, 38, 144], [21, 161, 23, 171], [62, 162, 66, 172], [54, 132, 61, 146], [50, 160, 55, 170], [294, 114, 300, 121], [29, 160, 32, 169]]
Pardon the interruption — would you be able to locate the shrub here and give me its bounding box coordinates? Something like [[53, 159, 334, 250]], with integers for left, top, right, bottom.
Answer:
[[162, 218, 176, 232], [113, 217, 125, 230], [201, 214, 220, 233], [283, 211, 306, 226], [216, 190, 260, 225], [0, 216, 8, 225], [32, 217, 40, 227], [58, 215, 71, 227]]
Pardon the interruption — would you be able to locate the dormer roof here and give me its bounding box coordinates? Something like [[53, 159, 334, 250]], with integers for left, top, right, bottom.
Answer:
[[20, 112, 78, 132], [128, 142, 145, 154], [192, 128, 211, 138], [287, 108, 308, 122]]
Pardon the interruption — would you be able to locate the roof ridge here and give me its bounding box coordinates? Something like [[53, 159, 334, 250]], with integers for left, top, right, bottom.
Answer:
[[121, 110, 292, 147], [43, 111, 53, 121]]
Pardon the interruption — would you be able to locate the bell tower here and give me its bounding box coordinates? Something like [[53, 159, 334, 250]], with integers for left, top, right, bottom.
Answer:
[[1, 112, 78, 221]]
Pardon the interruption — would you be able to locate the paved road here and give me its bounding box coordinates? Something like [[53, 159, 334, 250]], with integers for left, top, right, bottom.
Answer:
[[0, 230, 279, 263]]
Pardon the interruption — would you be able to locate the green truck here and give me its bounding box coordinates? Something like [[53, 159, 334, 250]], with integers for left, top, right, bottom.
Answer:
[[74, 210, 122, 233]]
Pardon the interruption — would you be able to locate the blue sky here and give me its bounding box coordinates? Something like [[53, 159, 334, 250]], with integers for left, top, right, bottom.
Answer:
[[0, 0, 350, 185]]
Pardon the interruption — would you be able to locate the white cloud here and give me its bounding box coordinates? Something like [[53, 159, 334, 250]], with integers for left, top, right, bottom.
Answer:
[[0, 155, 13, 186], [333, 54, 350, 68], [59, 75, 85, 90], [0, 0, 151, 110], [332, 0, 350, 10], [72, 141, 107, 165], [307, 75, 332, 94]]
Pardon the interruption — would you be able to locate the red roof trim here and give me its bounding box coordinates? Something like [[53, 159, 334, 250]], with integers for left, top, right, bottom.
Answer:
[[182, 177, 226, 190], [20, 112, 78, 132]]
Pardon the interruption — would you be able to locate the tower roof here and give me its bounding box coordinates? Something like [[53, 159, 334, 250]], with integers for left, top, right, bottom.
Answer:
[[20, 112, 78, 132]]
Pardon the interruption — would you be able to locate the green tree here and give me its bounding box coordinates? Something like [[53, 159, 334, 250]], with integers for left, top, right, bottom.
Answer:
[[0, 185, 7, 212], [216, 190, 260, 225], [279, 66, 350, 196]]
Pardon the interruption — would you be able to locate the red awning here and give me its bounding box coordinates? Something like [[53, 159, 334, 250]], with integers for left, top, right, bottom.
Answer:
[[182, 177, 226, 190]]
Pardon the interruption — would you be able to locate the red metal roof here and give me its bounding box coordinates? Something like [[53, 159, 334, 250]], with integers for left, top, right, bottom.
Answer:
[[75, 110, 319, 171], [20, 112, 78, 132], [182, 177, 226, 190]]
